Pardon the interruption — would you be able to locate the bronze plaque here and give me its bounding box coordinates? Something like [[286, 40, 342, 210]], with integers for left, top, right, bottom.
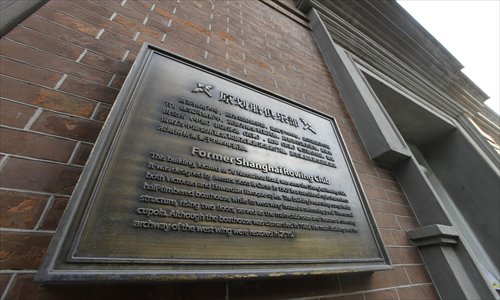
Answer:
[[37, 44, 390, 283]]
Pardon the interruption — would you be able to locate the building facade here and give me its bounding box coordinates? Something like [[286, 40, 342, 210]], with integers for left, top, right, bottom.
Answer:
[[0, 0, 498, 299]]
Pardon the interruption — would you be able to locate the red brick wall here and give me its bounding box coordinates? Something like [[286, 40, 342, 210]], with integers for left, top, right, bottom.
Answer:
[[0, 1, 439, 299]]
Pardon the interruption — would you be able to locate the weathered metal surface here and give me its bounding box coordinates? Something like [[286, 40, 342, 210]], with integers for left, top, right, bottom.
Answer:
[[36, 44, 390, 283]]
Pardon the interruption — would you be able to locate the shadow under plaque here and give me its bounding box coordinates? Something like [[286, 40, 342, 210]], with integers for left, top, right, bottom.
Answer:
[[36, 44, 391, 283]]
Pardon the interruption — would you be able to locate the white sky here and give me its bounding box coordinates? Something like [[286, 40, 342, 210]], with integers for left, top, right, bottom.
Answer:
[[397, 0, 500, 114]]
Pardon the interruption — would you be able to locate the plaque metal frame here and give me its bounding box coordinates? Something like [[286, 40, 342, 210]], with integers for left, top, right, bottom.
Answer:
[[37, 44, 391, 283]]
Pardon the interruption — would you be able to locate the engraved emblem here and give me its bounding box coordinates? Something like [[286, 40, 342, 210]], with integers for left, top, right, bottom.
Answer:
[[192, 83, 214, 97], [300, 118, 316, 134]]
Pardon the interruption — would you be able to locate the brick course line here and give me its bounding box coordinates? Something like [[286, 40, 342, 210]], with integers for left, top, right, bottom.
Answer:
[[0, 271, 37, 274], [34, 195, 55, 230], [132, 31, 140, 41], [0, 156, 8, 173], [0, 228, 56, 234], [122, 50, 130, 62], [75, 49, 88, 63], [0, 187, 72, 198], [403, 265, 412, 286], [0, 274, 16, 300], [0, 152, 86, 168], [319, 283, 435, 300], [67, 141, 82, 165], [394, 288, 402, 300], [54, 74, 68, 90], [107, 74, 116, 87], [23, 108, 43, 130], [95, 28, 105, 40]]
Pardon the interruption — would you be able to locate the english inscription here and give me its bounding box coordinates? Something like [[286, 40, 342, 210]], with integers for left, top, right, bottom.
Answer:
[[132, 94, 357, 240]]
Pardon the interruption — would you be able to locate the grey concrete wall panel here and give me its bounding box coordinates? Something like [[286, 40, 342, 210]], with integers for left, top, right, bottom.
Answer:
[[307, 9, 411, 165], [395, 158, 451, 226], [423, 131, 500, 271], [0, 0, 48, 36], [457, 116, 500, 166], [409, 224, 497, 300]]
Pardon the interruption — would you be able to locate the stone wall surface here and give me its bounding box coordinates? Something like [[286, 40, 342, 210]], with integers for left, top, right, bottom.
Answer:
[[0, 1, 438, 299]]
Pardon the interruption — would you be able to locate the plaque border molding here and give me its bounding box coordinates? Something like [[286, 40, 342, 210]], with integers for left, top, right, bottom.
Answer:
[[36, 43, 391, 284]]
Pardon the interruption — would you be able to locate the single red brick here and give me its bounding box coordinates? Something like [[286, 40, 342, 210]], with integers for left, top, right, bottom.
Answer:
[[397, 285, 439, 300], [100, 30, 141, 53], [80, 50, 131, 76], [109, 75, 126, 89], [367, 199, 383, 212], [4, 274, 225, 300], [93, 104, 112, 122], [71, 143, 94, 166], [59, 76, 119, 104], [364, 289, 398, 300], [378, 201, 413, 217], [0, 75, 95, 118], [376, 178, 403, 193], [405, 265, 433, 284], [0, 99, 36, 128], [359, 174, 379, 187], [0, 127, 76, 162], [228, 275, 340, 300], [40, 197, 69, 230], [354, 161, 379, 177], [123, 50, 137, 64], [30, 111, 102, 143], [373, 212, 401, 230], [340, 267, 410, 293], [387, 246, 423, 265], [0, 191, 48, 229], [136, 32, 165, 49], [397, 216, 420, 231], [385, 191, 408, 205], [321, 294, 364, 300], [378, 229, 396, 246], [392, 230, 412, 246], [0, 274, 12, 297], [0, 157, 82, 195], [364, 186, 390, 201], [0, 231, 53, 269], [376, 167, 397, 181]]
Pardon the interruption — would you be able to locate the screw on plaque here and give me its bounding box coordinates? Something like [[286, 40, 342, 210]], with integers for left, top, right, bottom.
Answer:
[[192, 83, 214, 97]]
